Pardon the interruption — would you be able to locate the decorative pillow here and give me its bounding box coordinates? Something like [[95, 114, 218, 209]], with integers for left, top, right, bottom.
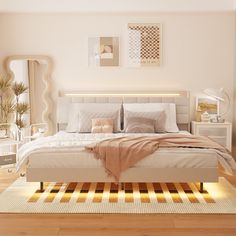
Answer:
[[124, 110, 166, 133], [66, 103, 121, 132], [79, 110, 120, 133], [123, 103, 179, 133], [91, 118, 113, 133], [125, 117, 155, 133]]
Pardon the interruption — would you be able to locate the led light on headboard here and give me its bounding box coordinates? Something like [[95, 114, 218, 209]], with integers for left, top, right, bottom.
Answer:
[[62, 92, 185, 97]]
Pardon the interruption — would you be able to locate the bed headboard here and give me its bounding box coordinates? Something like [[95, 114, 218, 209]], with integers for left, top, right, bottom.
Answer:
[[57, 91, 190, 131]]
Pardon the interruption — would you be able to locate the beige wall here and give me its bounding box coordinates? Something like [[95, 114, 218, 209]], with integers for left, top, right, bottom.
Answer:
[[232, 12, 236, 156], [0, 12, 235, 132]]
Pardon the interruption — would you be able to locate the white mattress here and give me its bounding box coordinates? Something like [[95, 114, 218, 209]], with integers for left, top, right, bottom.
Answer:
[[24, 131, 218, 169]]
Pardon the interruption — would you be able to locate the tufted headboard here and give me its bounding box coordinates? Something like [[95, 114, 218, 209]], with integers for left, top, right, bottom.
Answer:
[[57, 91, 190, 131]]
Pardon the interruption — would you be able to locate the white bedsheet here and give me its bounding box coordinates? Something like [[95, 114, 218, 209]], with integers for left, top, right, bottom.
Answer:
[[17, 131, 236, 174]]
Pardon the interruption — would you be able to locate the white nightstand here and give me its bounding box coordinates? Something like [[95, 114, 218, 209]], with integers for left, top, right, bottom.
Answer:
[[0, 123, 19, 170], [0, 138, 20, 169], [191, 121, 232, 151]]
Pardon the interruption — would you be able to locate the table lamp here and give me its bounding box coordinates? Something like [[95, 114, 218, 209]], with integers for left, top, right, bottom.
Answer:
[[204, 88, 230, 123]]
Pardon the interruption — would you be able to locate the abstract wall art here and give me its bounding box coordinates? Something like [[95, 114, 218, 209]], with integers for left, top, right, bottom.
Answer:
[[127, 23, 161, 67], [88, 37, 119, 67]]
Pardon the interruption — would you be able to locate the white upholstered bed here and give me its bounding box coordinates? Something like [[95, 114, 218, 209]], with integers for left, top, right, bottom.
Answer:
[[17, 91, 236, 192]]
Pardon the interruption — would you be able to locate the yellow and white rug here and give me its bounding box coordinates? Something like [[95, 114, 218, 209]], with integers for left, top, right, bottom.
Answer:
[[0, 177, 236, 214]]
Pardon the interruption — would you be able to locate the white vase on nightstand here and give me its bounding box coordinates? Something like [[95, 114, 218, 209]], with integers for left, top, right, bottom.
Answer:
[[201, 112, 210, 122]]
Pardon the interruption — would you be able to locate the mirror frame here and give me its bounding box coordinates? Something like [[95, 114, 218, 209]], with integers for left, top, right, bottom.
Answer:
[[4, 55, 53, 135]]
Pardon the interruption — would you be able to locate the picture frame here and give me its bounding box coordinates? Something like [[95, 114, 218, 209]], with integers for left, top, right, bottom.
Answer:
[[88, 37, 119, 67], [127, 23, 161, 67], [196, 96, 219, 116]]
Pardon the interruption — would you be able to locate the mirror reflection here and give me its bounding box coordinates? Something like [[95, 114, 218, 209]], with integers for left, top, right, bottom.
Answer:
[[9, 59, 47, 126], [4, 56, 53, 138]]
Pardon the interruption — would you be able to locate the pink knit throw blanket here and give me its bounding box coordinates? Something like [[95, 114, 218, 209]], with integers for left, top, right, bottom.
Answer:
[[85, 134, 231, 181]]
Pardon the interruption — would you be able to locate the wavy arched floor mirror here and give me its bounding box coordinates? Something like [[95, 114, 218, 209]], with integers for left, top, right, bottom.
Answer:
[[4, 55, 53, 135]]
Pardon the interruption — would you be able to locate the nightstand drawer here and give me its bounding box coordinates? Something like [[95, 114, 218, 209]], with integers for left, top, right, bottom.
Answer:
[[0, 154, 16, 166], [191, 121, 232, 151], [197, 127, 227, 136]]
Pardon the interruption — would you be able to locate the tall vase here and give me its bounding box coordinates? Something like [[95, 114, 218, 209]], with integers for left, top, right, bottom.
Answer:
[[17, 128, 23, 142]]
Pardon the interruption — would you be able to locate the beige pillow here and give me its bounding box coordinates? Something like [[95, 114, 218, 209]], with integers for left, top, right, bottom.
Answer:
[[124, 110, 166, 133], [91, 118, 114, 133], [123, 103, 178, 133], [79, 110, 120, 133], [125, 117, 155, 133]]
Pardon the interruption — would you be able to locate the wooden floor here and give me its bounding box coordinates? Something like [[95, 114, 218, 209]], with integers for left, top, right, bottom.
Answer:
[[0, 168, 236, 236]]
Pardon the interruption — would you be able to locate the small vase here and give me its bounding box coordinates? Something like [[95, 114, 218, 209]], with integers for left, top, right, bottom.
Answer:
[[195, 106, 202, 122], [17, 128, 22, 141], [201, 111, 210, 122]]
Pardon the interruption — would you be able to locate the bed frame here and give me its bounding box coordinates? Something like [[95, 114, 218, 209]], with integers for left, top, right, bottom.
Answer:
[[26, 91, 218, 193]]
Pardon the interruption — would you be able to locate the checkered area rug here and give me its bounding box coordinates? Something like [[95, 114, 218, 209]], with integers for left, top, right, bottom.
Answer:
[[29, 182, 214, 204], [0, 177, 236, 213]]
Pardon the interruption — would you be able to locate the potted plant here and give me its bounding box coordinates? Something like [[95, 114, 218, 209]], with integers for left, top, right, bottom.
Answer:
[[0, 74, 13, 122], [0, 74, 14, 137], [0, 73, 30, 140], [12, 82, 30, 140]]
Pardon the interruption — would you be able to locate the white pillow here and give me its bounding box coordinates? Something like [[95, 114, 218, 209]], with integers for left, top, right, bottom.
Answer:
[[123, 103, 179, 133], [66, 103, 121, 132]]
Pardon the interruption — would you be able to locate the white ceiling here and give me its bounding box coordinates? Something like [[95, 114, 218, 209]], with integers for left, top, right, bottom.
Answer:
[[0, 0, 235, 13]]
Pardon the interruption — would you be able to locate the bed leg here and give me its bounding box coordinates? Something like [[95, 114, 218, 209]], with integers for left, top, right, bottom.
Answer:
[[200, 182, 204, 193], [40, 182, 44, 192], [120, 183, 124, 191]]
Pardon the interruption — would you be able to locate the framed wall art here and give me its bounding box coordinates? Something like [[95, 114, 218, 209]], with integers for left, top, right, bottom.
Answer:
[[127, 23, 161, 67], [196, 96, 219, 116], [88, 37, 119, 67]]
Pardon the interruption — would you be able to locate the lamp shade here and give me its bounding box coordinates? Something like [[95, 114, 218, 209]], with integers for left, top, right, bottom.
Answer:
[[203, 87, 230, 120], [203, 88, 225, 102]]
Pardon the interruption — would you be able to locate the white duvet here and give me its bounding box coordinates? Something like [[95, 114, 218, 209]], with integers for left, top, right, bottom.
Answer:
[[17, 131, 236, 174], [17, 132, 133, 170]]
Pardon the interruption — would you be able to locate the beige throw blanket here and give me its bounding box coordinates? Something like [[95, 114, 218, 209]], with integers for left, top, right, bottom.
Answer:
[[85, 134, 235, 181]]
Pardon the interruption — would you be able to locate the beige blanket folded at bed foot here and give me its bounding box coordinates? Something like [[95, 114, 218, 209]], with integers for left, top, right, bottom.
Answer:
[[85, 134, 234, 181]]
